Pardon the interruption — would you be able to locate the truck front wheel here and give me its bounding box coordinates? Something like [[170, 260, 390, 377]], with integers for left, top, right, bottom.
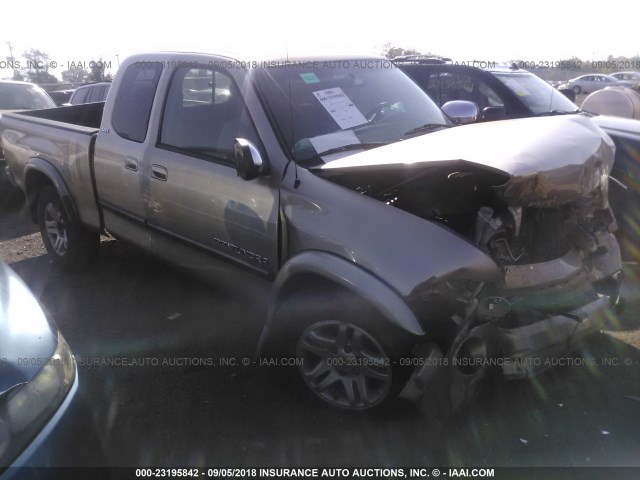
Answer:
[[272, 291, 413, 411], [296, 319, 401, 410], [37, 186, 99, 270]]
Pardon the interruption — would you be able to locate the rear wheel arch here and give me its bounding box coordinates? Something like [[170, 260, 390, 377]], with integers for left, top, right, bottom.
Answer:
[[24, 161, 79, 225]]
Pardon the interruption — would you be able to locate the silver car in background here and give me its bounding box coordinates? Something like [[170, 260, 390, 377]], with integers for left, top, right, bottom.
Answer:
[[562, 74, 624, 94]]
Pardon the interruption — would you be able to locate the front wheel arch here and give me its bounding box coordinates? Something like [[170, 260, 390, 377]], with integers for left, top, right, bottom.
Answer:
[[266, 282, 417, 411], [268, 251, 425, 338]]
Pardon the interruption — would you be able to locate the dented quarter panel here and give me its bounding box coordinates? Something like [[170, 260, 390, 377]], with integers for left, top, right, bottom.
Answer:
[[280, 165, 502, 301]]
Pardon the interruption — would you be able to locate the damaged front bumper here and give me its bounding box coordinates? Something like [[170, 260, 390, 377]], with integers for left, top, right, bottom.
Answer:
[[460, 286, 620, 380], [402, 230, 624, 410]]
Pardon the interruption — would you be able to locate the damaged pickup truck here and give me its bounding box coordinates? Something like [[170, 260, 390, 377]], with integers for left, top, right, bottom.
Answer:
[[0, 53, 623, 412]]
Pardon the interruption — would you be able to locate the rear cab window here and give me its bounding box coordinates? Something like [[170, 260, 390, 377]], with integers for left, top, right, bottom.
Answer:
[[112, 63, 163, 143]]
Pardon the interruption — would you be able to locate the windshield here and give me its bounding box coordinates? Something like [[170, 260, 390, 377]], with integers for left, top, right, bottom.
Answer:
[[254, 60, 448, 164], [0, 83, 56, 110], [493, 72, 579, 115]]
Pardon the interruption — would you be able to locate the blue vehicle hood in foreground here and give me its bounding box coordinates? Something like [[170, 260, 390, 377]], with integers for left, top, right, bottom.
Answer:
[[0, 263, 57, 394]]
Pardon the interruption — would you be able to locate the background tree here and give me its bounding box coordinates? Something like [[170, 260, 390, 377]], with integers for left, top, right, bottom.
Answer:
[[382, 43, 442, 59], [382, 43, 421, 59], [61, 66, 90, 84], [21, 48, 58, 86], [89, 58, 108, 82]]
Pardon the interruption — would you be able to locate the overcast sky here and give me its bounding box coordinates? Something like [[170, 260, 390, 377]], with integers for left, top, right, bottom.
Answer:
[[2, 0, 639, 80]]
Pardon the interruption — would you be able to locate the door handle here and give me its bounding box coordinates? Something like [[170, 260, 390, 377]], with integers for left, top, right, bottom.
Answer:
[[151, 164, 168, 181], [124, 156, 138, 171]]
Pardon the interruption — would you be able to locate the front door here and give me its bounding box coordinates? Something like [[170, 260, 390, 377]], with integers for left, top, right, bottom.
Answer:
[[144, 66, 278, 276]]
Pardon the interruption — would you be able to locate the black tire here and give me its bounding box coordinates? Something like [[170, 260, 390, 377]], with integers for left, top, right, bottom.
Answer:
[[269, 289, 414, 411], [37, 186, 99, 270], [572, 85, 581, 94]]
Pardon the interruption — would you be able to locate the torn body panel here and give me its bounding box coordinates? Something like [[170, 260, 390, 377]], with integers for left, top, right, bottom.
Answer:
[[311, 115, 622, 411], [400, 233, 622, 413]]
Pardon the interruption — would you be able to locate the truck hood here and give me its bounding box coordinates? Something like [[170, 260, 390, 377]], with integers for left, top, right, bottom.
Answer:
[[318, 115, 615, 207]]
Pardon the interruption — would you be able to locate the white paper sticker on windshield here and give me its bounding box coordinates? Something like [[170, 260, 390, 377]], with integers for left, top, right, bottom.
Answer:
[[312, 87, 367, 129], [309, 130, 360, 156]]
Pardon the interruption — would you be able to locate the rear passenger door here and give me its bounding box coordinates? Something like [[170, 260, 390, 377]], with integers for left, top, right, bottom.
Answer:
[[94, 62, 163, 248], [144, 66, 279, 276]]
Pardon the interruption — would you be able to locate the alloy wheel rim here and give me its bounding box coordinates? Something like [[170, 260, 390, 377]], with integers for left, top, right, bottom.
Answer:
[[296, 320, 392, 409], [44, 202, 68, 256]]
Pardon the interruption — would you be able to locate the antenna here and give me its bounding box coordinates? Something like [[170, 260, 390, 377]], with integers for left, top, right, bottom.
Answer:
[[285, 44, 301, 189]]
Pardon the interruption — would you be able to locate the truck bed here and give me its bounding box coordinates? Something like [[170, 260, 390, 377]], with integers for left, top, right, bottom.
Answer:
[[13, 102, 104, 130], [0, 102, 104, 230]]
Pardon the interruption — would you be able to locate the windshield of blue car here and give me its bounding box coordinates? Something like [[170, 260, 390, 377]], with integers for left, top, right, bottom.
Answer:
[[493, 72, 579, 115], [0, 83, 56, 110], [254, 60, 448, 164]]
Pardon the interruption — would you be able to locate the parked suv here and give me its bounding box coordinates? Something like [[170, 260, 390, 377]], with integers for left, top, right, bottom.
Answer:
[[394, 57, 640, 262]]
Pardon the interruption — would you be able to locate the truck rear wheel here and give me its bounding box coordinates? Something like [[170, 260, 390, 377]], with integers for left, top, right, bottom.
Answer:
[[37, 186, 99, 270]]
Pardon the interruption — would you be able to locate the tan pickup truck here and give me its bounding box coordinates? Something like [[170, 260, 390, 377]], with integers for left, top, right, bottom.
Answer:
[[1, 52, 624, 412]]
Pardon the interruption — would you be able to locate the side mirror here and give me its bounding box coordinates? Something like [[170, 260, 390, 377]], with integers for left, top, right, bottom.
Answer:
[[233, 138, 268, 180], [442, 100, 479, 125]]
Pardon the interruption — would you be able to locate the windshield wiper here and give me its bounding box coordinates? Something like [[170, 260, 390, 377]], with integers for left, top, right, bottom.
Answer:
[[316, 142, 388, 157], [403, 123, 451, 136], [535, 109, 580, 117]]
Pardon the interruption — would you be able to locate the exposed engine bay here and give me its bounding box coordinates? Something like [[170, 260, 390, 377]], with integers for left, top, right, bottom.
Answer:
[[316, 160, 616, 267]]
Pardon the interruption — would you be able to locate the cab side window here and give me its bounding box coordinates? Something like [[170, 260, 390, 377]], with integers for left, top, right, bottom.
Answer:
[[112, 63, 163, 143], [71, 87, 89, 105], [159, 67, 260, 164], [426, 72, 504, 110], [88, 84, 109, 103]]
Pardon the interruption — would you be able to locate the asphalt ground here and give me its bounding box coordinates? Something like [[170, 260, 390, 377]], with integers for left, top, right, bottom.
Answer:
[[1, 187, 639, 469]]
